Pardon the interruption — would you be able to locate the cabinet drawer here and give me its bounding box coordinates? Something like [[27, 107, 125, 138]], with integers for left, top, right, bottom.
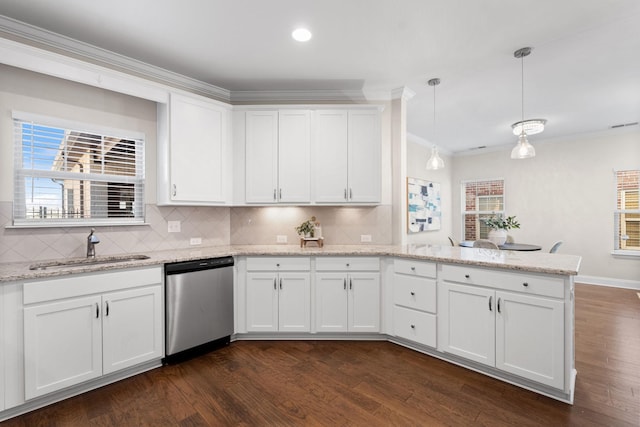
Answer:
[[394, 258, 436, 278], [24, 266, 162, 304], [441, 264, 564, 299], [315, 257, 379, 271], [246, 257, 310, 271], [393, 274, 436, 313], [393, 306, 436, 348]]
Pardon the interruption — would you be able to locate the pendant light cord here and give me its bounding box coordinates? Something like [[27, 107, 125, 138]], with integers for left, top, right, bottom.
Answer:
[[521, 52, 525, 127]]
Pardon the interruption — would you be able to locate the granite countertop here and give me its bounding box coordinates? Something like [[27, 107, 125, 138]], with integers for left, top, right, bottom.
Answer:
[[0, 244, 582, 283]]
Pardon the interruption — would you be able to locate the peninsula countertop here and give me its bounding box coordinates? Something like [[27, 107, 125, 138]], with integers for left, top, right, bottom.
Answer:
[[0, 244, 582, 283]]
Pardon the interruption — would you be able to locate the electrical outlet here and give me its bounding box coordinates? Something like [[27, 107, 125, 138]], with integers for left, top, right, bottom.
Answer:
[[360, 234, 372, 242], [276, 235, 288, 243], [167, 220, 181, 233], [190, 237, 202, 246]]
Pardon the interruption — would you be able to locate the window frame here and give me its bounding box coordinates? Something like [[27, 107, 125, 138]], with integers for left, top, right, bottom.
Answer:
[[12, 111, 146, 228], [461, 178, 505, 241], [613, 170, 640, 256]]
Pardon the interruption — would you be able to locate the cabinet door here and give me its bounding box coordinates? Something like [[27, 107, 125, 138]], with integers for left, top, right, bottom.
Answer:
[[24, 295, 102, 399], [278, 110, 311, 203], [170, 93, 227, 203], [102, 286, 163, 375], [278, 272, 311, 332], [314, 110, 348, 203], [347, 110, 381, 203], [315, 273, 348, 332], [348, 272, 380, 333], [246, 111, 279, 203], [246, 273, 278, 331], [441, 283, 495, 366], [496, 291, 565, 389]]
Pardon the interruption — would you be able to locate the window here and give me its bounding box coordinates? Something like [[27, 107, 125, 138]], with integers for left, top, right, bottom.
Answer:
[[462, 179, 505, 240], [615, 170, 640, 252], [13, 112, 145, 226]]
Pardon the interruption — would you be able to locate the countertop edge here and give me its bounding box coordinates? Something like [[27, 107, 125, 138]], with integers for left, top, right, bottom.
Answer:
[[0, 244, 582, 283]]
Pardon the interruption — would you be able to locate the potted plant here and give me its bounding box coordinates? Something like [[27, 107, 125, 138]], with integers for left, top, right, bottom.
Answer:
[[483, 215, 520, 245], [295, 217, 316, 238]]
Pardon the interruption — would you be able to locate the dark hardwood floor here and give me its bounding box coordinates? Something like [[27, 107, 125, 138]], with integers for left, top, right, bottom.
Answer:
[[3, 283, 639, 426]]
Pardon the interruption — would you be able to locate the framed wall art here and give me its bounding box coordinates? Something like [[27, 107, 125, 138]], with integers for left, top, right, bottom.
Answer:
[[407, 177, 442, 233]]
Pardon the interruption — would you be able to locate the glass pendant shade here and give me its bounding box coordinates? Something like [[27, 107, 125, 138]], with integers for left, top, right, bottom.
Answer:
[[426, 145, 445, 170], [510, 132, 536, 159]]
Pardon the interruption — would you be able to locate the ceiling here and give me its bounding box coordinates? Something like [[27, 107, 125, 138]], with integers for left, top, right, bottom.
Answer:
[[1, 0, 639, 154]]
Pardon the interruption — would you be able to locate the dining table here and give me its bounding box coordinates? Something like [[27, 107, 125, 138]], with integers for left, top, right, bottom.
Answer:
[[459, 241, 542, 251]]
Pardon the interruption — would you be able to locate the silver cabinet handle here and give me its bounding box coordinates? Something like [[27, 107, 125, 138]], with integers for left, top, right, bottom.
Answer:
[[465, 274, 470, 279], [411, 266, 416, 271], [95, 302, 100, 318], [522, 282, 529, 287], [410, 291, 415, 296], [343, 278, 346, 290], [105, 301, 110, 316], [273, 278, 277, 290], [488, 296, 492, 311], [172, 184, 177, 197], [349, 188, 353, 200], [344, 188, 347, 200], [273, 189, 277, 201], [410, 324, 415, 329], [279, 189, 282, 200], [279, 278, 283, 290], [497, 297, 501, 313], [349, 278, 352, 290]]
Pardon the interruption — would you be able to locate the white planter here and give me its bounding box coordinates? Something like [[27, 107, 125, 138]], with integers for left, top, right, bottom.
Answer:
[[488, 229, 507, 246]]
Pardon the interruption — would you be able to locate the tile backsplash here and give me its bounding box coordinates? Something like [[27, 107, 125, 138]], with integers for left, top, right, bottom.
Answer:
[[0, 202, 230, 263], [0, 202, 392, 263]]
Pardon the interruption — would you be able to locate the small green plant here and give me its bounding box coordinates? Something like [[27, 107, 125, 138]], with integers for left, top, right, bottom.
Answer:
[[295, 216, 316, 237], [483, 215, 520, 230]]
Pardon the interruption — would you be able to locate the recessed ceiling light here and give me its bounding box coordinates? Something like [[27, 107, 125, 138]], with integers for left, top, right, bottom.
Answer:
[[292, 28, 312, 42]]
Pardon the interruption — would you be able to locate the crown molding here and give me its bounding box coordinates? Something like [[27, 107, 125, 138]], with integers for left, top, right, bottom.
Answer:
[[391, 86, 416, 101], [0, 15, 231, 101], [0, 15, 396, 105], [231, 89, 391, 103]]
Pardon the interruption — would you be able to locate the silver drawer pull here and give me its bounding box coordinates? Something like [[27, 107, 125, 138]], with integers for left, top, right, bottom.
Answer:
[[465, 274, 470, 279], [522, 282, 529, 287], [411, 266, 416, 271], [410, 291, 415, 296], [410, 324, 415, 329]]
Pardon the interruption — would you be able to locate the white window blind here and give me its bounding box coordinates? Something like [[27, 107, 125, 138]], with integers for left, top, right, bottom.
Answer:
[[13, 112, 145, 226]]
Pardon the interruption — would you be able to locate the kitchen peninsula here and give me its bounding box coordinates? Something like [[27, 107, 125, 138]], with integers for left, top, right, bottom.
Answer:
[[0, 245, 580, 421]]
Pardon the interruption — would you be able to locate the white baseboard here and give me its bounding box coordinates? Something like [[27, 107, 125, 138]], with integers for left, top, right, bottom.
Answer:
[[575, 275, 640, 290]]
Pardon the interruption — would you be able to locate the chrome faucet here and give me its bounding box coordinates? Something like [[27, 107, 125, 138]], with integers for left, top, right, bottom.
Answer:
[[87, 228, 100, 258]]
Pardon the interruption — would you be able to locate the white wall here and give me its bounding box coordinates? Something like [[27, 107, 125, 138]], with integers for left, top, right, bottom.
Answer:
[[406, 141, 453, 246], [451, 130, 640, 283]]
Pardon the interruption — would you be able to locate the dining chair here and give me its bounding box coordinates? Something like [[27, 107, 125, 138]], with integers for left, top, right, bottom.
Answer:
[[473, 239, 499, 249], [549, 241, 563, 253]]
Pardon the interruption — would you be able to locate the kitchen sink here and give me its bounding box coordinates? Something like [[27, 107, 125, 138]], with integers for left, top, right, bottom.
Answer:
[[29, 254, 151, 270]]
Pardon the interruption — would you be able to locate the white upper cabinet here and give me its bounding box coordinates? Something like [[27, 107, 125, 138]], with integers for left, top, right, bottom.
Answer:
[[157, 92, 232, 205], [314, 109, 381, 204], [245, 110, 311, 203]]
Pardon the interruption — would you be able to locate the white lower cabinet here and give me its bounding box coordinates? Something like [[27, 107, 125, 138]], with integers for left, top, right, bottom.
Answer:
[[245, 257, 310, 332], [22, 268, 163, 400], [392, 259, 437, 347], [440, 265, 565, 389], [315, 257, 380, 333]]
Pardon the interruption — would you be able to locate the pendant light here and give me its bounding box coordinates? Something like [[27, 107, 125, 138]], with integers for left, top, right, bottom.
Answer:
[[510, 47, 543, 159], [426, 78, 445, 170]]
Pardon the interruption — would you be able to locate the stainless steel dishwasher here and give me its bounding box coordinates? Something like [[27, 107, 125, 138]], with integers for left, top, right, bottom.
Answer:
[[165, 256, 234, 362]]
